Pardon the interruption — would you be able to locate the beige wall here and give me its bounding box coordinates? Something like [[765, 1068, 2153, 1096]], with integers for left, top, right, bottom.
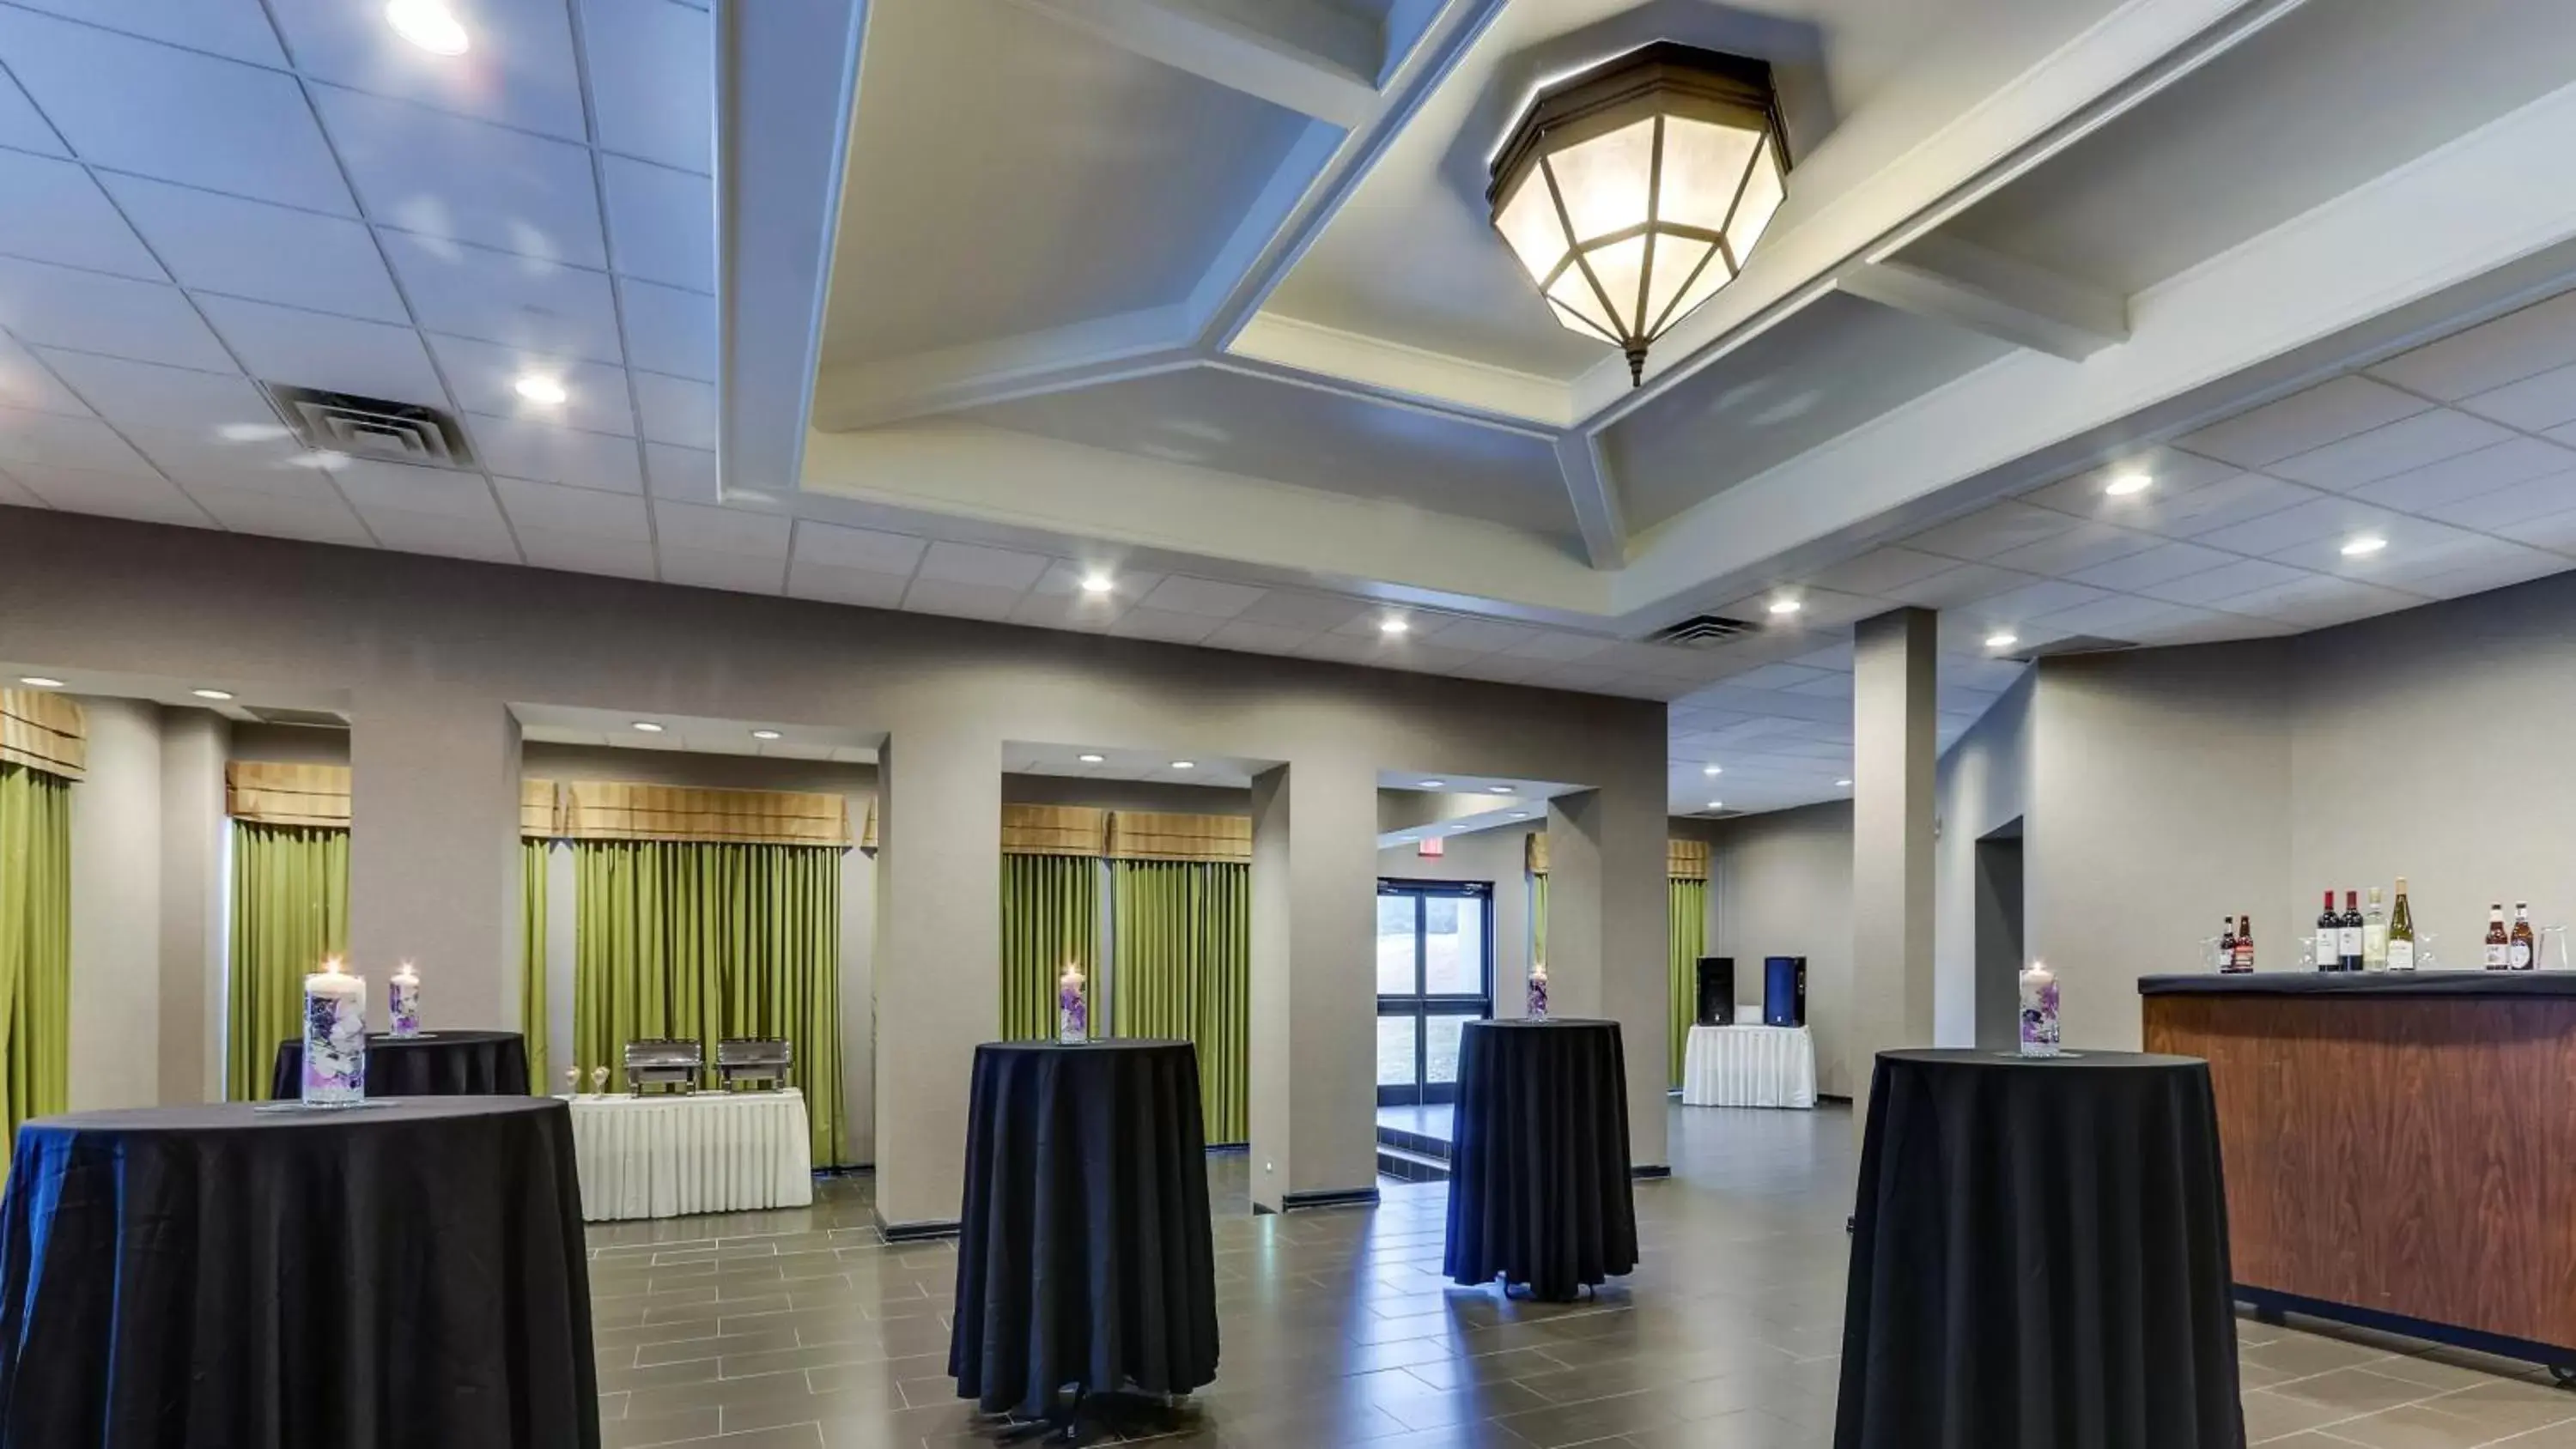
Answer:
[[1704, 800, 1856, 1096], [1376, 822, 1538, 1021], [0, 509, 1668, 1226], [1933, 672, 2032, 1047], [229, 722, 350, 764]]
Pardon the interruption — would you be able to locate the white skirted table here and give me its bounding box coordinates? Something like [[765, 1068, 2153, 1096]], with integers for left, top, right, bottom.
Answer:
[[1681, 1024, 1818, 1109], [567, 1089, 816, 1222]]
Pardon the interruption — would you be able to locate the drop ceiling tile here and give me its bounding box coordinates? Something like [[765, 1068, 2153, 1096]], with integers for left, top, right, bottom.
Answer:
[[787, 560, 913, 609], [330, 458, 498, 521], [617, 278, 714, 381], [3, 461, 208, 525], [1029, 560, 1164, 601], [2458, 361, 2576, 434], [601, 157, 713, 291], [1874, 563, 2038, 609], [0, 9, 353, 213], [0, 336, 91, 416], [1800, 546, 1962, 596], [2022, 593, 2210, 640], [0, 470, 44, 507], [494, 476, 648, 538], [915, 541, 1048, 590], [1007, 589, 1125, 633], [2131, 472, 2324, 539], [1712, 663, 1833, 693], [2347, 437, 2576, 513], [362, 502, 521, 561], [267, 0, 585, 138], [382, 233, 623, 364], [314, 85, 605, 268], [2420, 470, 2576, 532], [632, 371, 714, 449], [1953, 579, 2111, 627], [1940, 655, 2026, 692], [2172, 375, 2428, 468], [2132, 556, 2311, 605], [1501, 629, 1616, 661], [1137, 575, 1265, 618], [0, 66, 64, 157], [2368, 290, 2576, 400], [792, 520, 926, 574], [33, 350, 276, 436], [1446, 652, 1546, 683], [1717, 587, 1884, 630], [1232, 590, 1366, 633], [652, 499, 787, 556], [517, 524, 656, 579], [2209, 573, 2421, 628], [2395, 549, 2572, 601], [186, 484, 373, 546], [0, 404, 157, 475], [2020, 449, 2247, 517], [579, 0, 714, 173], [2199, 495, 2401, 559], [902, 577, 1024, 621], [2267, 408, 2518, 490], [1985, 521, 2161, 578], [125, 424, 331, 496], [1783, 671, 1853, 700], [642, 442, 717, 500], [1904, 501, 2081, 561], [15, 0, 288, 64], [659, 543, 786, 593], [99, 174, 409, 326], [2065, 539, 2239, 591], [1413, 617, 1538, 654], [2342, 534, 2566, 591], [0, 257, 233, 372], [1203, 618, 1319, 655], [465, 413, 641, 491], [0, 149, 162, 280], [425, 333, 630, 436], [1109, 609, 1226, 645], [198, 293, 445, 401]]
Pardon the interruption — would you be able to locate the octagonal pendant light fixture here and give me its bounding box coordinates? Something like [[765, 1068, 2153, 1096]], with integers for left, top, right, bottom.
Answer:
[[1487, 43, 1790, 385]]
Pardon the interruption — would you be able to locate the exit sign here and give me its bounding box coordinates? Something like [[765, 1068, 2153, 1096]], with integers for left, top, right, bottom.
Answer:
[[1418, 836, 1445, 858]]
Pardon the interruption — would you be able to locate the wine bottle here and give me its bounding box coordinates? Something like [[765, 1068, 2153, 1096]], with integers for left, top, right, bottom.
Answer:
[[2512, 902, 2537, 971], [2316, 890, 2340, 973], [2362, 887, 2388, 972], [2386, 878, 2415, 971], [2233, 915, 2256, 973], [2340, 890, 2365, 973], [2219, 915, 2239, 973], [2486, 904, 2510, 970]]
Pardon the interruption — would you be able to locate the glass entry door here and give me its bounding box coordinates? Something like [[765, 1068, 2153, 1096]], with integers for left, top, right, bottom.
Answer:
[[1376, 880, 1492, 1106]]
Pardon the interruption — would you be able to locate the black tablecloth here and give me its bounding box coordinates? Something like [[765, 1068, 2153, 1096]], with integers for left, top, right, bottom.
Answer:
[[1835, 1049, 2242, 1449], [1443, 1018, 1637, 1300], [269, 1028, 530, 1100], [949, 1040, 1218, 1417], [0, 1097, 597, 1448]]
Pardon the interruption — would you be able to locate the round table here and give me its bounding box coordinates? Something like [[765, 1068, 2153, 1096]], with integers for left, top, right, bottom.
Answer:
[[948, 1040, 1218, 1423], [1443, 1018, 1637, 1301], [1834, 1049, 2242, 1449], [0, 1097, 597, 1448], [268, 1028, 530, 1100]]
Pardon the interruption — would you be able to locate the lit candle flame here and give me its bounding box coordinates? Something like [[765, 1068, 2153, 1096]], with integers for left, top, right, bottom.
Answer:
[[322, 955, 343, 975]]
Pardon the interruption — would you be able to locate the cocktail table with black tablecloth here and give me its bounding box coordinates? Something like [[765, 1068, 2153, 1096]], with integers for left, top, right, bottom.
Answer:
[[949, 1039, 1219, 1422], [1443, 1017, 1638, 1301], [269, 1028, 530, 1099], [0, 1095, 597, 1449], [1835, 1048, 2243, 1449]]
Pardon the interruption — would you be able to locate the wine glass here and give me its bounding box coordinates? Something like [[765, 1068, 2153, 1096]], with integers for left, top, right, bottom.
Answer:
[[2415, 932, 2440, 971], [2543, 925, 2570, 972]]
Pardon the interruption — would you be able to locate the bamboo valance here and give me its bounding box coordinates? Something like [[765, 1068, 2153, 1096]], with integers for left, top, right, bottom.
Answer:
[[1526, 830, 1548, 876], [1002, 803, 1108, 856], [1107, 810, 1251, 864], [519, 778, 556, 837], [1525, 831, 1710, 881], [862, 797, 878, 851], [0, 689, 84, 780], [555, 779, 852, 848], [228, 761, 349, 828]]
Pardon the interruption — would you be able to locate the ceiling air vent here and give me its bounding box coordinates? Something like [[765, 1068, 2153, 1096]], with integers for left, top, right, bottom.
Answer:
[[1646, 614, 1758, 648], [2000, 634, 2138, 663], [244, 706, 350, 729], [262, 384, 476, 469]]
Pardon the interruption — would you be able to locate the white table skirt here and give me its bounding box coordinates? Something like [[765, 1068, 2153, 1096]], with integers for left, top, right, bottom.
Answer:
[[1681, 1025, 1818, 1109], [567, 1089, 816, 1222]]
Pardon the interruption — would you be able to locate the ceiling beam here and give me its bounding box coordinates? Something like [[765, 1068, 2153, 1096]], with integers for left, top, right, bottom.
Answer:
[[1005, 0, 1381, 128], [1552, 433, 1626, 570], [809, 306, 1199, 430], [1838, 235, 2129, 361]]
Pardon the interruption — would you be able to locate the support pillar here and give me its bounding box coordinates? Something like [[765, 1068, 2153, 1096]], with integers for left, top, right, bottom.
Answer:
[[1248, 758, 1376, 1213], [348, 694, 519, 1028], [1545, 783, 1671, 1173], [1850, 607, 1938, 1131]]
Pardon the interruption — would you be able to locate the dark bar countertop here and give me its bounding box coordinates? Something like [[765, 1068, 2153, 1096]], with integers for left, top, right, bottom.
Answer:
[[2139, 971, 2576, 997]]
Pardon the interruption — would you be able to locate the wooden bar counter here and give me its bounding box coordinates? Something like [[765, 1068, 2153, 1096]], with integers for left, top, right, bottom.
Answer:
[[2141, 973, 2576, 1373]]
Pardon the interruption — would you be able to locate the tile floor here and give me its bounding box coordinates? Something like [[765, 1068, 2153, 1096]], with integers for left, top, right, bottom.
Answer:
[[586, 1104, 2575, 1447]]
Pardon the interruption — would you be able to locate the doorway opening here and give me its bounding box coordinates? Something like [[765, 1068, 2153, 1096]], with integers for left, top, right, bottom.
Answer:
[[1375, 879, 1493, 1107], [1973, 819, 2026, 1051]]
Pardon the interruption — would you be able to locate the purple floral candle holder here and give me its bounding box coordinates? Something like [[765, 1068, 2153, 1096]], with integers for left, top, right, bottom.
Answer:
[[1527, 969, 1549, 1021], [1058, 975, 1088, 1044], [302, 977, 368, 1106], [389, 973, 421, 1039]]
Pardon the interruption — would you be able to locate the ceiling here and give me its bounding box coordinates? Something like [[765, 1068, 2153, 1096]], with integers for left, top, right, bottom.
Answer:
[[8, 0, 2576, 820], [513, 703, 878, 761]]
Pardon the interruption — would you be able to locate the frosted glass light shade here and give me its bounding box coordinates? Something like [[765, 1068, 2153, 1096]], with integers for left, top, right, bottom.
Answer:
[[1485, 44, 1790, 385]]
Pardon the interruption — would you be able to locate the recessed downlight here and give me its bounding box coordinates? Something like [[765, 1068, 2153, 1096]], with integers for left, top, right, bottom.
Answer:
[[1510, 811, 1530, 820], [1767, 597, 1802, 616], [1078, 753, 1105, 764], [2341, 535, 2388, 557], [17, 676, 64, 688], [1419, 779, 1445, 789], [1489, 785, 1515, 794], [1170, 760, 1196, 770], [1702, 764, 1722, 777], [750, 729, 781, 741], [1378, 616, 1410, 636], [1079, 573, 1115, 596], [1836, 779, 1853, 788], [191, 688, 234, 701], [514, 373, 568, 407], [631, 721, 665, 733], [1985, 632, 2019, 650], [385, 0, 470, 56], [2104, 470, 2154, 497], [1705, 800, 1724, 810]]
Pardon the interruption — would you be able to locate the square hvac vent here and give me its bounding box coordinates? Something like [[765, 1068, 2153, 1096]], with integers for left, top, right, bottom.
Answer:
[[1646, 614, 1758, 648], [261, 384, 476, 469]]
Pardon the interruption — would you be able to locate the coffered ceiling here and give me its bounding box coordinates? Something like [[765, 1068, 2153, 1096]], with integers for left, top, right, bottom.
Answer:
[[8, 0, 2576, 817]]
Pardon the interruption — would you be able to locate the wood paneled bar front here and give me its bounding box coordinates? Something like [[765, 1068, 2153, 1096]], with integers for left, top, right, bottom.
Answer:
[[2140, 973, 2576, 1377]]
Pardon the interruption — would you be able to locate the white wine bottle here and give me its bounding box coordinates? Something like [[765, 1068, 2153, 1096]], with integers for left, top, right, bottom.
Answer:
[[2386, 879, 2416, 972], [2362, 887, 2388, 972]]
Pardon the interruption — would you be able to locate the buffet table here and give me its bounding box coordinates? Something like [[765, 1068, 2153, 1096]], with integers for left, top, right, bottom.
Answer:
[[2142, 972, 2576, 1373], [566, 1089, 814, 1222], [1680, 1023, 1816, 1108]]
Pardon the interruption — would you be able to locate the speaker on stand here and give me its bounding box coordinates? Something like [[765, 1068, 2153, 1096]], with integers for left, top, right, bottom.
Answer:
[[1694, 956, 1735, 1027]]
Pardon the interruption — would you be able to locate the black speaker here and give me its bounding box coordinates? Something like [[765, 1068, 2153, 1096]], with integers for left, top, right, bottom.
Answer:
[[1695, 956, 1735, 1027], [1763, 955, 1807, 1027]]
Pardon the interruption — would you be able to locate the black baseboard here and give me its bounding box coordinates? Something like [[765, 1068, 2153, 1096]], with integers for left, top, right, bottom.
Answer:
[[1631, 1164, 1672, 1180], [876, 1216, 961, 1243], [1257, 1185, 1382, 1215], [1819, 1093, 1853, 1105], [1206, 1143, 1249, 1155], [2235, 1285, 2576, 1372]]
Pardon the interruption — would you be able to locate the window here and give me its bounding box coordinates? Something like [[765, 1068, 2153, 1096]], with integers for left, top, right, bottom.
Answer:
[[1375, 879, 1492, 1106]]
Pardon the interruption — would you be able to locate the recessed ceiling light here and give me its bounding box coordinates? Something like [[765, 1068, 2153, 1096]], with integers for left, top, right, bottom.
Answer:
[[1379, 616, 1410, 636], [1702, 764, 1722, 776], [2105, 470, 2154, 496], [2341, 535, 2388, 557], [1836, 779, 1853, 787], [1420, 779, 1445, 789], [1078, 753, 1104, 764], [1767, 597, 1802, 616], [1489, 785, 1515, 794], [1706, 800, 1724, 810], [1170, 760, 1196, 770], [216, 422, 292, 444], [385, 0, 471, 56], [631, 721, 665, 733], [1985, 632, 2019, 650], [191, 688, 234, 701], [514, 373, 568, 406], [1079, 572, 1115, 596], [750, 729, 781, 741], [1510, 811, 1529, 820], [16, 676, 64, 689]]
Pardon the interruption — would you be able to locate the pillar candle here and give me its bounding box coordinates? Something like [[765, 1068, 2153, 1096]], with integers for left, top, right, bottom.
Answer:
[[1528, 961, 1549, 1021], [389, 960, 422, 1039], [302, 956, 368, 1106], [1058, 962, 1088, 1044], [2018, 961, 2060, 1058]]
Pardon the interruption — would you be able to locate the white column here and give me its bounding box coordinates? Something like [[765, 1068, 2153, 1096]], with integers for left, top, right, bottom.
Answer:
[[68, 697, 162, 1111], [1544, 785, 1672, 1171], [1248, 759, 1377, 1212], [1850, 607, 1938, 1128], [157, 706, 228, 1103], [349, 693, 520, 1028]]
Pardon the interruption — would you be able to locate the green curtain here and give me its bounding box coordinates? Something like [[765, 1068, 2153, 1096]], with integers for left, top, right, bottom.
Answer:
[[1531, 871, 1548, 967], [1668, 877, 1709, 1087], [1000, 854, 1097, 1041], [1109, 860, 1250, 1144], [572, 840, 848, 1165], [227, 822, 350, 1100], [521, 838, 549, 1093], [0, 763, 70, 1160]]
